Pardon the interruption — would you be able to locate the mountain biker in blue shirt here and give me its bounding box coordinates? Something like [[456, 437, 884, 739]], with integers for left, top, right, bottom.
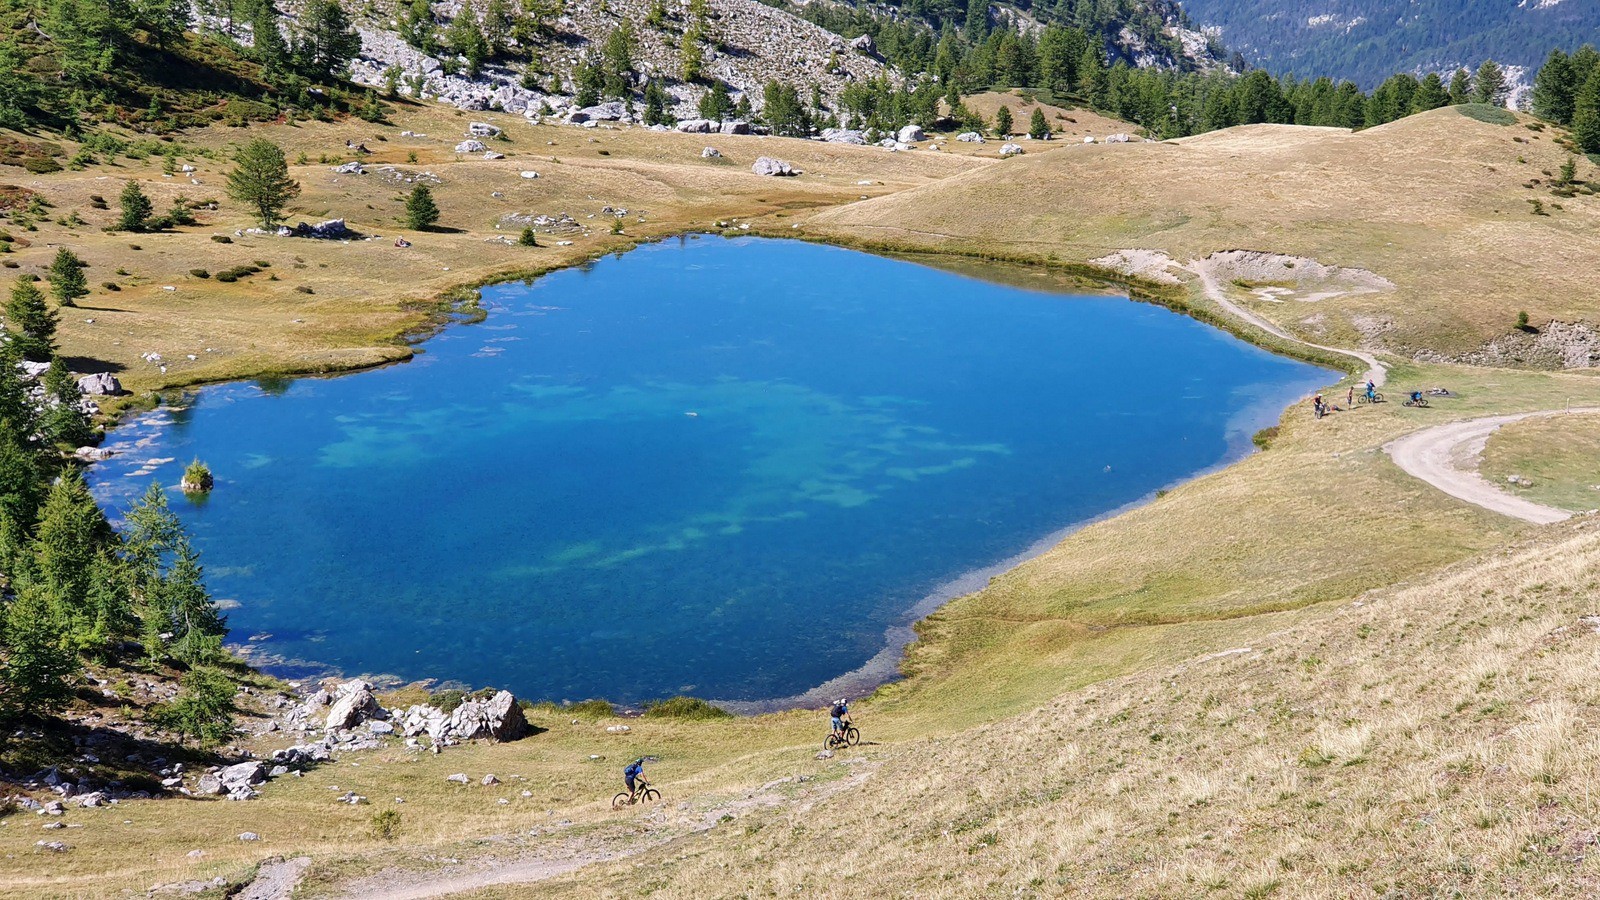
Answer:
[[1365, 380, 1376, 402], [829, 698, 850, 738], [623, 758, 646, 798], [1410, 390, 1423, 404]]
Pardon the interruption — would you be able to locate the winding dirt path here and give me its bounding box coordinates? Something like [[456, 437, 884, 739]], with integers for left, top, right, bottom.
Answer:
[[1189, 258, 1388, 387], [1383, 410, 1598, 525]]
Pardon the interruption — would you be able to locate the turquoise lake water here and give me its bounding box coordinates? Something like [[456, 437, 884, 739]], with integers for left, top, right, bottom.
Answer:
[[87, 237, 1331, 705]]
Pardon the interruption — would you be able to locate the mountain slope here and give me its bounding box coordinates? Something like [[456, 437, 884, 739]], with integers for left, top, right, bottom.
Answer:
[[1179, 0, 1600, 87]]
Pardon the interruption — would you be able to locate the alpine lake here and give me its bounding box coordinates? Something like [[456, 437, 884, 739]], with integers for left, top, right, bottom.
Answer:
[[88, 237, 1332, 707]]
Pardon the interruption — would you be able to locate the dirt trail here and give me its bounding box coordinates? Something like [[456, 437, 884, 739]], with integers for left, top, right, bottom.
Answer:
[[1188, 257, 1388, 387], [315, 766, 873, 899], [1384, 410, 1598, 524]]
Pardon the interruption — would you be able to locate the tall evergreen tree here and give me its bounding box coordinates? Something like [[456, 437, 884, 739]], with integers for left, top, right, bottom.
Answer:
[[118, 180, 154, 232], [226, 139, 300, 228], [1411, 72, 1449, 114], [0, 580, 79, 718], [994, 104, 1013, 135], [1028, 106, 1048, 138], [249, 2, 291, 79], [1573, 70, 1600, 155], [47, 249, 89, 308], [1448, 68, 1472, 104], [404, 183, 440, 230], [6, 277, 58, 362], [293, 0, 362, 82], [1473, 59, 1507, 105], [32, 471, 110, 641], [1532, 49, 1575, 124], [155, 537, 227, 665]]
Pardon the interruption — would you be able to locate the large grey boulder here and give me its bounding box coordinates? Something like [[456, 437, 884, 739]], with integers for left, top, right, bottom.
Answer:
[[897, 124, 926, 143], [331, 162, 364, 175], [445, 691, 529, 742], [325, 680, 381, 731], [454, 139, 487, 153], [77, 373, 122, 396], [1000, 143, 1025, 158], [1105, 132, 1132, 143], [956, 131, 985, 143], [467, 122, 501, 137], [701, 147, 722, 158], [676, 119, 716, 133], [719, 120, 751, 135], [819, 128, 867, 145], [578, 101, 628, 122], [752, 157, 799, 176], [849, 34, 875, 54]]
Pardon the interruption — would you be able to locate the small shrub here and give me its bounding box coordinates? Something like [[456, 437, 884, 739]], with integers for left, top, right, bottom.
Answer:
[[1528, 199, 1548, 216], [2, 261, 18, 268], [371, 808, 402, 840], [1517, 310, 1530, 330], [1252, 425, 1279, 450], [295, 285, 314, 294], [430, 689, 466, 713], [101, 281, 119, 291], [23, 157, 62, 174], [211, 234, 232, 244], [128, 244, 141, 250], [88, 195, 108, 209], [518, 226, 538, 247], [215, 264, 261, 282], [190, 268, 210, 278], [642, 696, 733, 720]]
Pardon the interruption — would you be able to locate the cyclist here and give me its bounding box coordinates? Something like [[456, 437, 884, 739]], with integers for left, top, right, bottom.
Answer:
[[623, 758, 647, 800], [1364, 380, 1376, 402], [829, 698, 851, 739], [1410, 390, 1423, 405]]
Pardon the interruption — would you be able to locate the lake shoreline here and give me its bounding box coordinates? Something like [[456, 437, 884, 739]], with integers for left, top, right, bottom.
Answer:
[[87, 234, 1347, 716]]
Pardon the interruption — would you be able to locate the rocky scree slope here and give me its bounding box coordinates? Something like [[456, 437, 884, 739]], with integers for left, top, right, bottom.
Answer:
[[329, 0, 888, 119]]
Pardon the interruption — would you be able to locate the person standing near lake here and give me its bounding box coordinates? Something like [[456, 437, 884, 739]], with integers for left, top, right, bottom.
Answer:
[[1348, 386, 1354, 407]]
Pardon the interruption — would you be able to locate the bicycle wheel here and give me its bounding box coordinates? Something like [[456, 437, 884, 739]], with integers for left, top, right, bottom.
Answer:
[[845, 726, 860, 747], [642, 788, 661, 804], [1373, 392, 1384, 403], [612, 792, 632, 810]]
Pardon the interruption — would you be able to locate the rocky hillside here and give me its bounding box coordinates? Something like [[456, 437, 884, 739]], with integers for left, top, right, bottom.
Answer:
[[342, 0, 888, 119]]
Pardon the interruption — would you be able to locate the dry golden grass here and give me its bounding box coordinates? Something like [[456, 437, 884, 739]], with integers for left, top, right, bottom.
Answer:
[[806, 107, 1600, 359], [957, 90, 1133, 142], [1480, 410, 1600, 513]]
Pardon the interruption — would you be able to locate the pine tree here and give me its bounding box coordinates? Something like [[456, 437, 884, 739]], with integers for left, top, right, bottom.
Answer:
[[32, 471, 111, 642], [1532, 49, 1576, 124], [445, 9, 489, 78], [680, 27, 704, 82], [157, 538, 226, 666], [995, 104, 1013, 135], [1028, 106, 1048, 139], [40, 357, 93, 448], [118, 180, 153, 232], [518, 226, 538, 247], [226, 139, 300, 229], [1473, 59, 1507, 106], [964, 0, 987, 40], [1573, 71, 1600, 156], [47, 249, 89, 308], [643, 80, 673, 126], [6, 276, 57, 362], [0, 580, 79, 718], [404, 183, 440, 230], [1448, 68, 1471, 105], [699, 81, 732, 120], [293, 0, 362, 82], [151, 666, 236, 745], [1410, 72, 1449, 114], [1077, 46, 1107, 106]]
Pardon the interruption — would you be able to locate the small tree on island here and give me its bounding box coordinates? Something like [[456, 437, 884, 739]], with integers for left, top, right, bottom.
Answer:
[[404, 183, 440, 230], [1028, 107, 1049, 139], [47, 248, 89, 307], [226, 139, 301, 229], [995, 105, 1013, 136], [518, 226, 539, 246], [118, 180, 153, 232]]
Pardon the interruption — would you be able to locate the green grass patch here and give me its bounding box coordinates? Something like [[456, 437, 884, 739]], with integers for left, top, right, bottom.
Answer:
[[1455, 104, 1516, 126], [642, 696, 734, 720]]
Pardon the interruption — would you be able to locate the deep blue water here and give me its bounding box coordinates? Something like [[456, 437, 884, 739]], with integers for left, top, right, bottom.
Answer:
[[87, 237, 1330, 704]]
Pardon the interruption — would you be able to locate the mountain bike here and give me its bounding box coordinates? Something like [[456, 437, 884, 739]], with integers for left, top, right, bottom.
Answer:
[[1403, 396, 1430, 408], [824, 723, 860, 751], [1357, 391, 1384, 405], [612, 782, 661, 809]]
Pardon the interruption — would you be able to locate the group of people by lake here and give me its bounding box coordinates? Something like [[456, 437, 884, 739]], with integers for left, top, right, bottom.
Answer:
[[1313, 381, 1444, 418]]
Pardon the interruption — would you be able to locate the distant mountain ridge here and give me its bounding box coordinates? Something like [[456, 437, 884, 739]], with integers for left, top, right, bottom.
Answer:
[[1176, 0, 1600, 87]]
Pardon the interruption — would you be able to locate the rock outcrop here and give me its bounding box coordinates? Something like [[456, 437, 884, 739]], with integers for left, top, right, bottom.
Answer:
[[76, 373, 122, 396], [752, 157, 799, 176]]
